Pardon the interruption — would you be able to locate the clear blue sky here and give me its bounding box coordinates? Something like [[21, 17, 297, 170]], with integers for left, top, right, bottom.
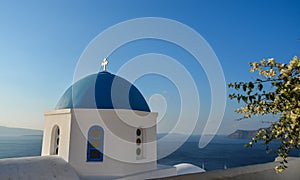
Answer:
[[0, 0, 299, 134]]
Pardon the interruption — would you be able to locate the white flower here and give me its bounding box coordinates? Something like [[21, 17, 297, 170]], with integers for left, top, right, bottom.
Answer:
[[268, 58, 275, 65], [253, 62, 259, 69], [269, 69, 276, 77], [260, 59, 266, 66]]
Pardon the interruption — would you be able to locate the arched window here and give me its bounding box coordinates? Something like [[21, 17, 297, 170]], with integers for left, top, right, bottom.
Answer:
[[50, 125, 60, 155], [87, 126, 104, 162]]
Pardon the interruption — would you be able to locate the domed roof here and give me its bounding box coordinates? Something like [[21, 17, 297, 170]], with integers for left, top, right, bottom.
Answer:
[[56, 71, 150, 112]]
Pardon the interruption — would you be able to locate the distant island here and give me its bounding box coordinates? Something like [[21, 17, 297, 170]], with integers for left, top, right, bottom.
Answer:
[[0, 126, 43, 137], [227, 129, 261, 139]]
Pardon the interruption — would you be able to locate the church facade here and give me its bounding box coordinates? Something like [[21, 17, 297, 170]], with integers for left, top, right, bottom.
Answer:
[[42, 108, 158, 177], [41, 60, 176, 179], [0, 59, 209, 179]]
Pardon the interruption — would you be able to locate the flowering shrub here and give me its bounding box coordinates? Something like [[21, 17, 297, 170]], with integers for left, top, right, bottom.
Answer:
[[229, 56, 300, 172]]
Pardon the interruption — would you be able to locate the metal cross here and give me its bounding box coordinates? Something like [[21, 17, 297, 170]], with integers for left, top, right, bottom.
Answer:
[[101, 58, 108, 72]]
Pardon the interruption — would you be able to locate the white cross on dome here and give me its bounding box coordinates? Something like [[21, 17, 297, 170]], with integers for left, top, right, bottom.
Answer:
[[101, 58, 108, 72]]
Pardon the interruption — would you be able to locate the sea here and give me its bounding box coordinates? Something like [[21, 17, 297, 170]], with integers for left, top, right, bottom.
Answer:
[[0, 135, 299, 171]]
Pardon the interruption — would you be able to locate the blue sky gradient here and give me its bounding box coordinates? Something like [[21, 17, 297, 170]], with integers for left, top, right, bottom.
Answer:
[[0, 0, 299, 134]]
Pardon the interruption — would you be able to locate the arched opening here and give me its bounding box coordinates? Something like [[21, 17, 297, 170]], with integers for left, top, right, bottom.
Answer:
[[87, 126, 104, 162], [50, 125, 60, 155]]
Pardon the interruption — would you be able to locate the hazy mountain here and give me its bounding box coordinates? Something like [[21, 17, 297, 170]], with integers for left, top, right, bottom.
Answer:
[[227, 129, 259, 139], [227, 127, 272, 139], [0, 126, 43, 137]]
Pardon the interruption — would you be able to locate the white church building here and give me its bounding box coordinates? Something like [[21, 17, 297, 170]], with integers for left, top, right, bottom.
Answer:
[[0, 59, 207, 180], [2, 58, 297, 179], [40, 58, 178, 179]]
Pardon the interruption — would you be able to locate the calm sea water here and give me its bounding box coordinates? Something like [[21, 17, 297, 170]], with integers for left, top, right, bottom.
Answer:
[[0, 135, 299, 171], [0, 136, 42, 159], [158, 135, 300, 170]]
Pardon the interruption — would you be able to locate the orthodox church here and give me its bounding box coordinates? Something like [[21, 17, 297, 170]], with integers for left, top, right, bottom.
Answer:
[[0, 59, 204, 180], [1, 58, 299, 179], [40, 58, 177, 179]]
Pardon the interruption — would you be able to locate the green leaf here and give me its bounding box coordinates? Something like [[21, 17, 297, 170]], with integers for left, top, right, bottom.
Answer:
[[266, 94, 270, 100], [242, 96, 248, 103], [270, 92, 275, 101], [249, 95, 255, 103], [243, 84, 247, 91], [249, 82, 254, 90], [237, 96, 241, 103], [258, 84, 263, 91]]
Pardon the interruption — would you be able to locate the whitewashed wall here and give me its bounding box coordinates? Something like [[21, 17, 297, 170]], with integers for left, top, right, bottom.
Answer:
[[42, 109, 72, 161], [42, 108, 158, 177]]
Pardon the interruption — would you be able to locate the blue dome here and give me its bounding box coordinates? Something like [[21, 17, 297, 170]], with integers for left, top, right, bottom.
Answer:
[[56, 72, 150, 112]]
